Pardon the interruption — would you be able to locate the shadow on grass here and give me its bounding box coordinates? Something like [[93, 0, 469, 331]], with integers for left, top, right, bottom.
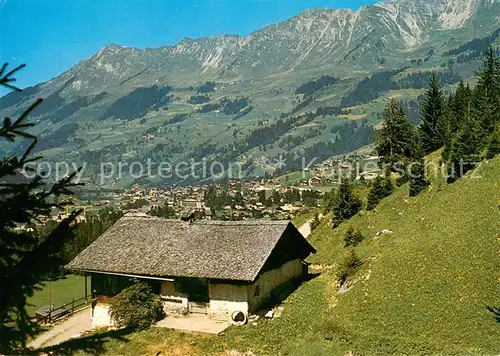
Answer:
[[30, 327, 134, 355], [486, 306, 500, 323], [254, 273, 321, 316], [305, 272, 321, 282]]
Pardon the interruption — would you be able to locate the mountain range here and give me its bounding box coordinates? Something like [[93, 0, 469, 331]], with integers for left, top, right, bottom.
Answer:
[[1, 0, 499, 187]]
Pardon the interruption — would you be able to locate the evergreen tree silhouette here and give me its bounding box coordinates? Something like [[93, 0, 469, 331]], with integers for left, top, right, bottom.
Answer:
[[331, 178, 362, 228], [0, 63, 81, 353], [375, 99, 420, 171], [419, 72, 448, 154], [476, 46, 500, 132]]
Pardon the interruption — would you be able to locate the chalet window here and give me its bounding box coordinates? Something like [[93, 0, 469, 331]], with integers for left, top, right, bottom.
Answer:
[[175, 278, 209, 302], [146, 280, 161, 294], [91, 274, 132, 297]]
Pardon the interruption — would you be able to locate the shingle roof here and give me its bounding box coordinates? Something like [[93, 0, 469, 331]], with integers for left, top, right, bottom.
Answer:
[[66, 216, 315, 282]]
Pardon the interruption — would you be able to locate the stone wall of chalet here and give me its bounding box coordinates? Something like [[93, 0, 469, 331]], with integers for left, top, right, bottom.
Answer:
[[247, 258, 303, 313]]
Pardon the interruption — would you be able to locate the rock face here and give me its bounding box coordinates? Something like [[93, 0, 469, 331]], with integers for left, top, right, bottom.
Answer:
[[22, 0, 497, 96]]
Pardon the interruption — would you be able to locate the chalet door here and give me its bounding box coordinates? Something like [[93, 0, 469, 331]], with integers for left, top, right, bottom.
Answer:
[[188, 301, 208, 314], [177, 278, 209, 314]]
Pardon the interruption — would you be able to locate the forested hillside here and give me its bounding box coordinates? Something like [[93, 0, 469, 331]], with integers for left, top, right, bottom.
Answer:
[[0, 0, 499, 187]]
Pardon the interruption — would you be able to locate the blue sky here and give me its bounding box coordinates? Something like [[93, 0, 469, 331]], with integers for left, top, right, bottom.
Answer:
[[0, 0, 375, 94]]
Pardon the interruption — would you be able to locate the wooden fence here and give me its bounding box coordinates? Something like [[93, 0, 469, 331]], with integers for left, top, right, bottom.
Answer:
[[36, 294, 92, 323]]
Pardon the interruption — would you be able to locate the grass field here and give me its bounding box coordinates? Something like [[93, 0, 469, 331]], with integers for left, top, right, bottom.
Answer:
[[43, 154, 500, 355], [27, 274, 88, 317]]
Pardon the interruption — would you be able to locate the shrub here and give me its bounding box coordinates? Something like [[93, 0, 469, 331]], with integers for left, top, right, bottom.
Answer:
[[310, 212, 321, 231], [336, 250, 363, 285], [321, 318, 351, 342], [109, 281, 165, 329], [344, 226, 364, 247]]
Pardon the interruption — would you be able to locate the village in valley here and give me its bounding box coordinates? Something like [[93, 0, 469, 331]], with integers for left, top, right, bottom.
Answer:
[[53, 152, 381, 223]]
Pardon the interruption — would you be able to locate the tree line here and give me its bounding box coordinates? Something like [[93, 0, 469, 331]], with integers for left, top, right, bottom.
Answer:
[[295, 75, 338, 97], [340, 68, 460, 108], [327, 47, 499, 230], [101, 85, 172, 121]]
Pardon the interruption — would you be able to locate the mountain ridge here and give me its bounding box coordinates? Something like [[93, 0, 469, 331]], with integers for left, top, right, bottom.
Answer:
[[27, 0, 498, 96]]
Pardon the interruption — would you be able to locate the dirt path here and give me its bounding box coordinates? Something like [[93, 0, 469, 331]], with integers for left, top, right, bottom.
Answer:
[[29, 307, 92, 349], [298, 213, 324, 238]]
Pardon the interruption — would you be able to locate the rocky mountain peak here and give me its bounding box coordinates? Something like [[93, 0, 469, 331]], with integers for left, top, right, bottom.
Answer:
[[374, 0, 482, 30], [8, 0, 498, 97]]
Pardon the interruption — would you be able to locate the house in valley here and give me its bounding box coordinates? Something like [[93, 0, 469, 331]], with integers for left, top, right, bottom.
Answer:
[[66, 216, 316, 326]]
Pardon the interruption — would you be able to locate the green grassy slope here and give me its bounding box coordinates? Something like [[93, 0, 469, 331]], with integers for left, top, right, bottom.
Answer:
[[45, 155, 500, 355], [27, 274, 87, 316], [306, 153, 500, 353]]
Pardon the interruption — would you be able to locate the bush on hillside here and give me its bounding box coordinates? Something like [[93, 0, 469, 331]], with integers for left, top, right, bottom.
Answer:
[[109, 281, 165, 329], [344, 226, 364, 247], [336, 250, 363, 285], [310, 212, 321, 231]]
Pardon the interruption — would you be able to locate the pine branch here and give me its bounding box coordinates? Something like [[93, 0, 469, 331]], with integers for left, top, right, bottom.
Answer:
[[0, 63, 26, 92], [0, 99, 41, 142]]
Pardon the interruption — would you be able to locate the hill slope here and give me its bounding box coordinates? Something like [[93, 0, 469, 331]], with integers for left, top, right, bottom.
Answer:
[[43, 154, 500, 355], [1, 0, 499, 187]]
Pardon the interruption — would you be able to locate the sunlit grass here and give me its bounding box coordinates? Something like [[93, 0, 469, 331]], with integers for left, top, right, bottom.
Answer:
[[44, 156, 500, 355], [27, 274, 88, 316]]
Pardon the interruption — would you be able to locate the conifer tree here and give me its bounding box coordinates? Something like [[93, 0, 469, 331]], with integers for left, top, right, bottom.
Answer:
[[486, 124, 500, 159], [409, 157, 429, 196], [344, 225, 364, 247], [442, 81, 472, 163], [366, 175, 393, 210], [449, 81, 472, 132], [310, 212, 321, 231], [445, 48, 500, 181], [476, 46, 500, 132], [331, 178, 362, 228], [448, 94, 486, 181], [375, 99, 420, 171], [419, 72, 448, 154], [0, 63, 81, 352]]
